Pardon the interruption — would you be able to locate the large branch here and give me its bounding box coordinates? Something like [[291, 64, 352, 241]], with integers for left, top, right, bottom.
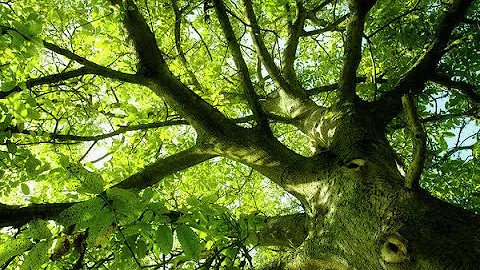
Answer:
[[337, 0, 375, 102], [213, 0, 270, 133], [6, 116, 272, 144], [0, 202, 75, 227], [242, 0, 319, 122], [1, 204, 307, 251], [114, 0, 304, 181], [374, 0, 475, 124], [0, 145, 217, 228], [254, 213, 307, 248], [114, 145, 217, 189], [113, 0, 238, 137]]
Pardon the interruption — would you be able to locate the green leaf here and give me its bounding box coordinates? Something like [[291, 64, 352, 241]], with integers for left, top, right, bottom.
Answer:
[[77, 169, 104, 194], [20, 219, 52, 240], [18, 82, 27, 91], [20, 239, 53, 270], [20, 182, 30, 195], [6, 140, 17, 154], [107, 187, 146, 225], [25, 157, 41, 175], [26, 21, 43, 36], [141, 209, 154, 223], [122, 222, 151, 237], [7, 30, 25, 48], [0, 114, 13, 130], [176, 225, 201, 259], [0, 238, 33, 266], [155, 225, 173, 254], [473, 142, 480, 159], [438, 137, 448, 151], [69, 164, 104, 194], [26, 96, 36, 107], [59, 197, 104, 228], [0, 81, 17, 92], [443, 131, 455, 138], [59, 155, 70, 168], [86, 208, 114, 247]]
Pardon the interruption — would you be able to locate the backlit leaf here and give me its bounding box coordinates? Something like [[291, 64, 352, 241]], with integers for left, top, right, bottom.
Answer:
[[176, 225, 201, 259]]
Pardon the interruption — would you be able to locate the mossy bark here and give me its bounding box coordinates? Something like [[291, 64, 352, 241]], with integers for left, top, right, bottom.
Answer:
[[268, 101, 480, 270]]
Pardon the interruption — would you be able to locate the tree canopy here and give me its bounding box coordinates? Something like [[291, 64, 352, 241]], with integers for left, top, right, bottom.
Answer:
[[0, 0, 479, 269]]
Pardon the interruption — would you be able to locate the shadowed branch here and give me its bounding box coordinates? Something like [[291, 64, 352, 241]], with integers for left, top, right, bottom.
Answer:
[[374, 0, 475, 124], [282, 1, 307, 87], [337, 0, 376, 102], [213, 0, 270, 133], [430, 73, 480, 104], [0, 67, 92, 99]]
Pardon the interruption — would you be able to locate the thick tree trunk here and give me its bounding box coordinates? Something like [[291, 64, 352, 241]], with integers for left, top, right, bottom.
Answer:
[[281, 167, 480, 270], [266, 101, 480, 269]]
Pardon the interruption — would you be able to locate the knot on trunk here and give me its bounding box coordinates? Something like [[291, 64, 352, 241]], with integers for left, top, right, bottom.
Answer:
[[381, 233, 408, 263]]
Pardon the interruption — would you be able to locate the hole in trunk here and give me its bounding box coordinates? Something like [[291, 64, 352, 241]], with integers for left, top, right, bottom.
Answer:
[[387, 242, 399, 253], [345, 159, 366, 171], [381, 234, 409, 263], [346, 163, 359, 169]]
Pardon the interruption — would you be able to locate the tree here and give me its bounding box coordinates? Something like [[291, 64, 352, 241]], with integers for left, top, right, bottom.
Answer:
[[0, 0, 479, 268]]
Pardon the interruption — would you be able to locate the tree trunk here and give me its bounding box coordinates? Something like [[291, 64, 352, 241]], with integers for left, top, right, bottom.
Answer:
[[266, 100, 480, 269]]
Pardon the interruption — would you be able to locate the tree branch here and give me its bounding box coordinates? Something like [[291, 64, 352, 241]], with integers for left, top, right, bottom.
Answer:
[[118, 0, 166, 75], [6, 120, 188, 142], [111, 0, 241, 139], [1, 201, 307, 251], [241, 0, 305, 99], [254, 213, 307, 248], [388, 110, 479, 131], [365, 0, 421, 39], [114, 145, 217, 189], [43, 42, 141, 84], [374, 0, 475, 124], [430, 73, 480, 104], [213, 0, 270, 133], [6, 116, 270, 143], [282, 1, 307, 86], [108, 0, 313, 187], [338, 0, 376, 102], [0, 202, 74, 227], [402, 94, 426, 190], [441, 144, 475, 162], [171, 0, 203, 92], [0, 67, 92, 99], [0, 24, 138, 84], [306, 76, 388, 96], [301, 14, 348, 36], [0, 146, 217, 228]]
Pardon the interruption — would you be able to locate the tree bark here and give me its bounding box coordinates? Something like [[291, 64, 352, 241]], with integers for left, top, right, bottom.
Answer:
[[260, 99, 480, 269]]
